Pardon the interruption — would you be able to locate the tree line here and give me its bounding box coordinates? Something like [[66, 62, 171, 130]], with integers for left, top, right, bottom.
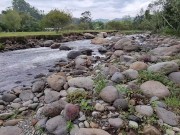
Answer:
[[0, 0, 179, 35]]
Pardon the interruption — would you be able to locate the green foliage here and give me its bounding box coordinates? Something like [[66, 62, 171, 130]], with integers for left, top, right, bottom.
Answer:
[[0, 43, 5, 51], [66, 121, 74, 133], [2, 9, 22, 31], [12, 0, 42, 20], [165, 96, 180, 108], [42, 9, 72, 33], [116, 85, 130, 94], [67, 90, 88, 104], [35, 126, 45, 135], [94, 73, 107, 94], [80, 99, 94, 112]]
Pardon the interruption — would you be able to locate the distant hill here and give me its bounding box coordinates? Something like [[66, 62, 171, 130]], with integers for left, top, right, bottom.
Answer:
[[93, 19, 110, 23]]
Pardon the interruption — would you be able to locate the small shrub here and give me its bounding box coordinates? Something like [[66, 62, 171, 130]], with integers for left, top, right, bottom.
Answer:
[[80, 99, 94, 112], [94, 73, 107, 94], [67, 90, 88, 104], [66, 121, 74, 133]]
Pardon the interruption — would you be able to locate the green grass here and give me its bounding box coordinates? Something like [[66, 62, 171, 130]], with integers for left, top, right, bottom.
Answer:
[[0, 43, 5, 50], [0, 30, 143, 38], [66, 121, 74, 133], [94, 72, 107, 94], [67, 90, 88, 104], [0, 30, 116, 38]]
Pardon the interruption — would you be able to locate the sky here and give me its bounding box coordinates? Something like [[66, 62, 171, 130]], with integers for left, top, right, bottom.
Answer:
[[0, 0, 153, 19]]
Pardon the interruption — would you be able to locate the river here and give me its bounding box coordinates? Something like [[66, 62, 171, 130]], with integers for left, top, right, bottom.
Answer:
[[0, 40, 102, 92]]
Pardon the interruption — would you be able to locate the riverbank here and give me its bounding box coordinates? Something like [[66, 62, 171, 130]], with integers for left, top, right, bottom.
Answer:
[[0, 32, 179, 135]]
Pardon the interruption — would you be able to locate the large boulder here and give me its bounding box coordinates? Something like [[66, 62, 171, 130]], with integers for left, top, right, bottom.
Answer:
[[100, 86, 119, 103], [140, 81, 170, 99], [168, 72, 180, 85], [68, 77, 93, 90], [148, 62, 179, 74], [67, 51, 82, 59], [43, 40, 54, 47], [42, 100, 67, 117], [114, 38, 132, 50], [0, 126, 24, 135], [91, 37, 109, 45], [47, 73, 66, 91], [151, 45, 180, 56], [84, 33, 95, 39], [46, 116, 67, 135], [76, 128, 110, 135]]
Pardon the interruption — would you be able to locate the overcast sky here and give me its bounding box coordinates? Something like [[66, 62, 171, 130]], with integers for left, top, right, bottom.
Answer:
[[0, 0, 153, 19]]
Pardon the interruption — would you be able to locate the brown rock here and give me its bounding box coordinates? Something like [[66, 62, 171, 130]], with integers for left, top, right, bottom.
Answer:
[[143, 125, 161, 135], [130, 61, 148, 71]]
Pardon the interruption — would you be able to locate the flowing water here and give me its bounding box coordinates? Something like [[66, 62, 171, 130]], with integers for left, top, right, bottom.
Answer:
[[0, 40, 102, 92]]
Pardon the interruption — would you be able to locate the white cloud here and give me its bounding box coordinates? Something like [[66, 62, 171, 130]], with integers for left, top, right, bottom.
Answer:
[[0, 0, 153, 19]]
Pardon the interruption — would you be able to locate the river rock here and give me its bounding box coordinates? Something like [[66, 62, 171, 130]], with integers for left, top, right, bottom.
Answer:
[[11, 103, 21, 109], [59, 45, 71, 51], [35, 118, 48, 129], [108, 118, 123, 128], [32, 80, 45, 92], [111, 72, 125, 83], [135, 105, 153, 116], [140, 81, 170, 98], [98, 47, 107, 53], [76, 128, 110, 135], [46, 116, 67, 135], [0, 112, 13, 120], [151, 45, 180, 56], [67, 51, 82, 59], [114, 38, 132, 50], [143, 125, 161, 135], [168, 72, 180, 85], [44, 89, 60, 103], [0, 126, 24, 135], [42, 100, 67, 117], [155, 107, 178, 126], [2, 93, 16, 102], [99, 86, 118, 103], [50, 43, 61, 49], [19, 90, 34, 101], [148, 62, 179, 74], [129, 121, 138, 129], [123, 44, 139, 51], [123, 69, 139, 80], [98, 32, 108, 38], [47, 73, 66, 91], [95, 103, 105, 112], [113, 50, 124, 57], [113, 99, 128, 110], [84, 33, 95, 39], [64, 104, 80, 121], [91, 37, 109, 45], [75, 55, 91, 69], [43, 40, 54, 47], [128, 115, 141, 123], [68, 77, 93, 90], [80, 48, 93, 56], [3, 119, 22, 126], [130, 61, 148, 71]]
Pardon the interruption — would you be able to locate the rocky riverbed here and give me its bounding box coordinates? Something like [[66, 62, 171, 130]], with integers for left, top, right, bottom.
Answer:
[[0, 32, 180, 135]]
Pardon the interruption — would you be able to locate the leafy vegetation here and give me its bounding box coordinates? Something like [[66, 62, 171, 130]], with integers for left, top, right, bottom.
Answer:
[[80, 99, 94, 112], [0, 43, 5, 51], [67, 90, 88, 104], [66, 121, 74, 133], [94, 72, 107, 94]]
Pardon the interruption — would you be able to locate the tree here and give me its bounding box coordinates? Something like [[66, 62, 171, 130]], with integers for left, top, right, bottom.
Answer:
[[12, 0, 42, 20], [2, 10, 21, 31], [42, 9, 72, 33], [80, 11, 92, 23]]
